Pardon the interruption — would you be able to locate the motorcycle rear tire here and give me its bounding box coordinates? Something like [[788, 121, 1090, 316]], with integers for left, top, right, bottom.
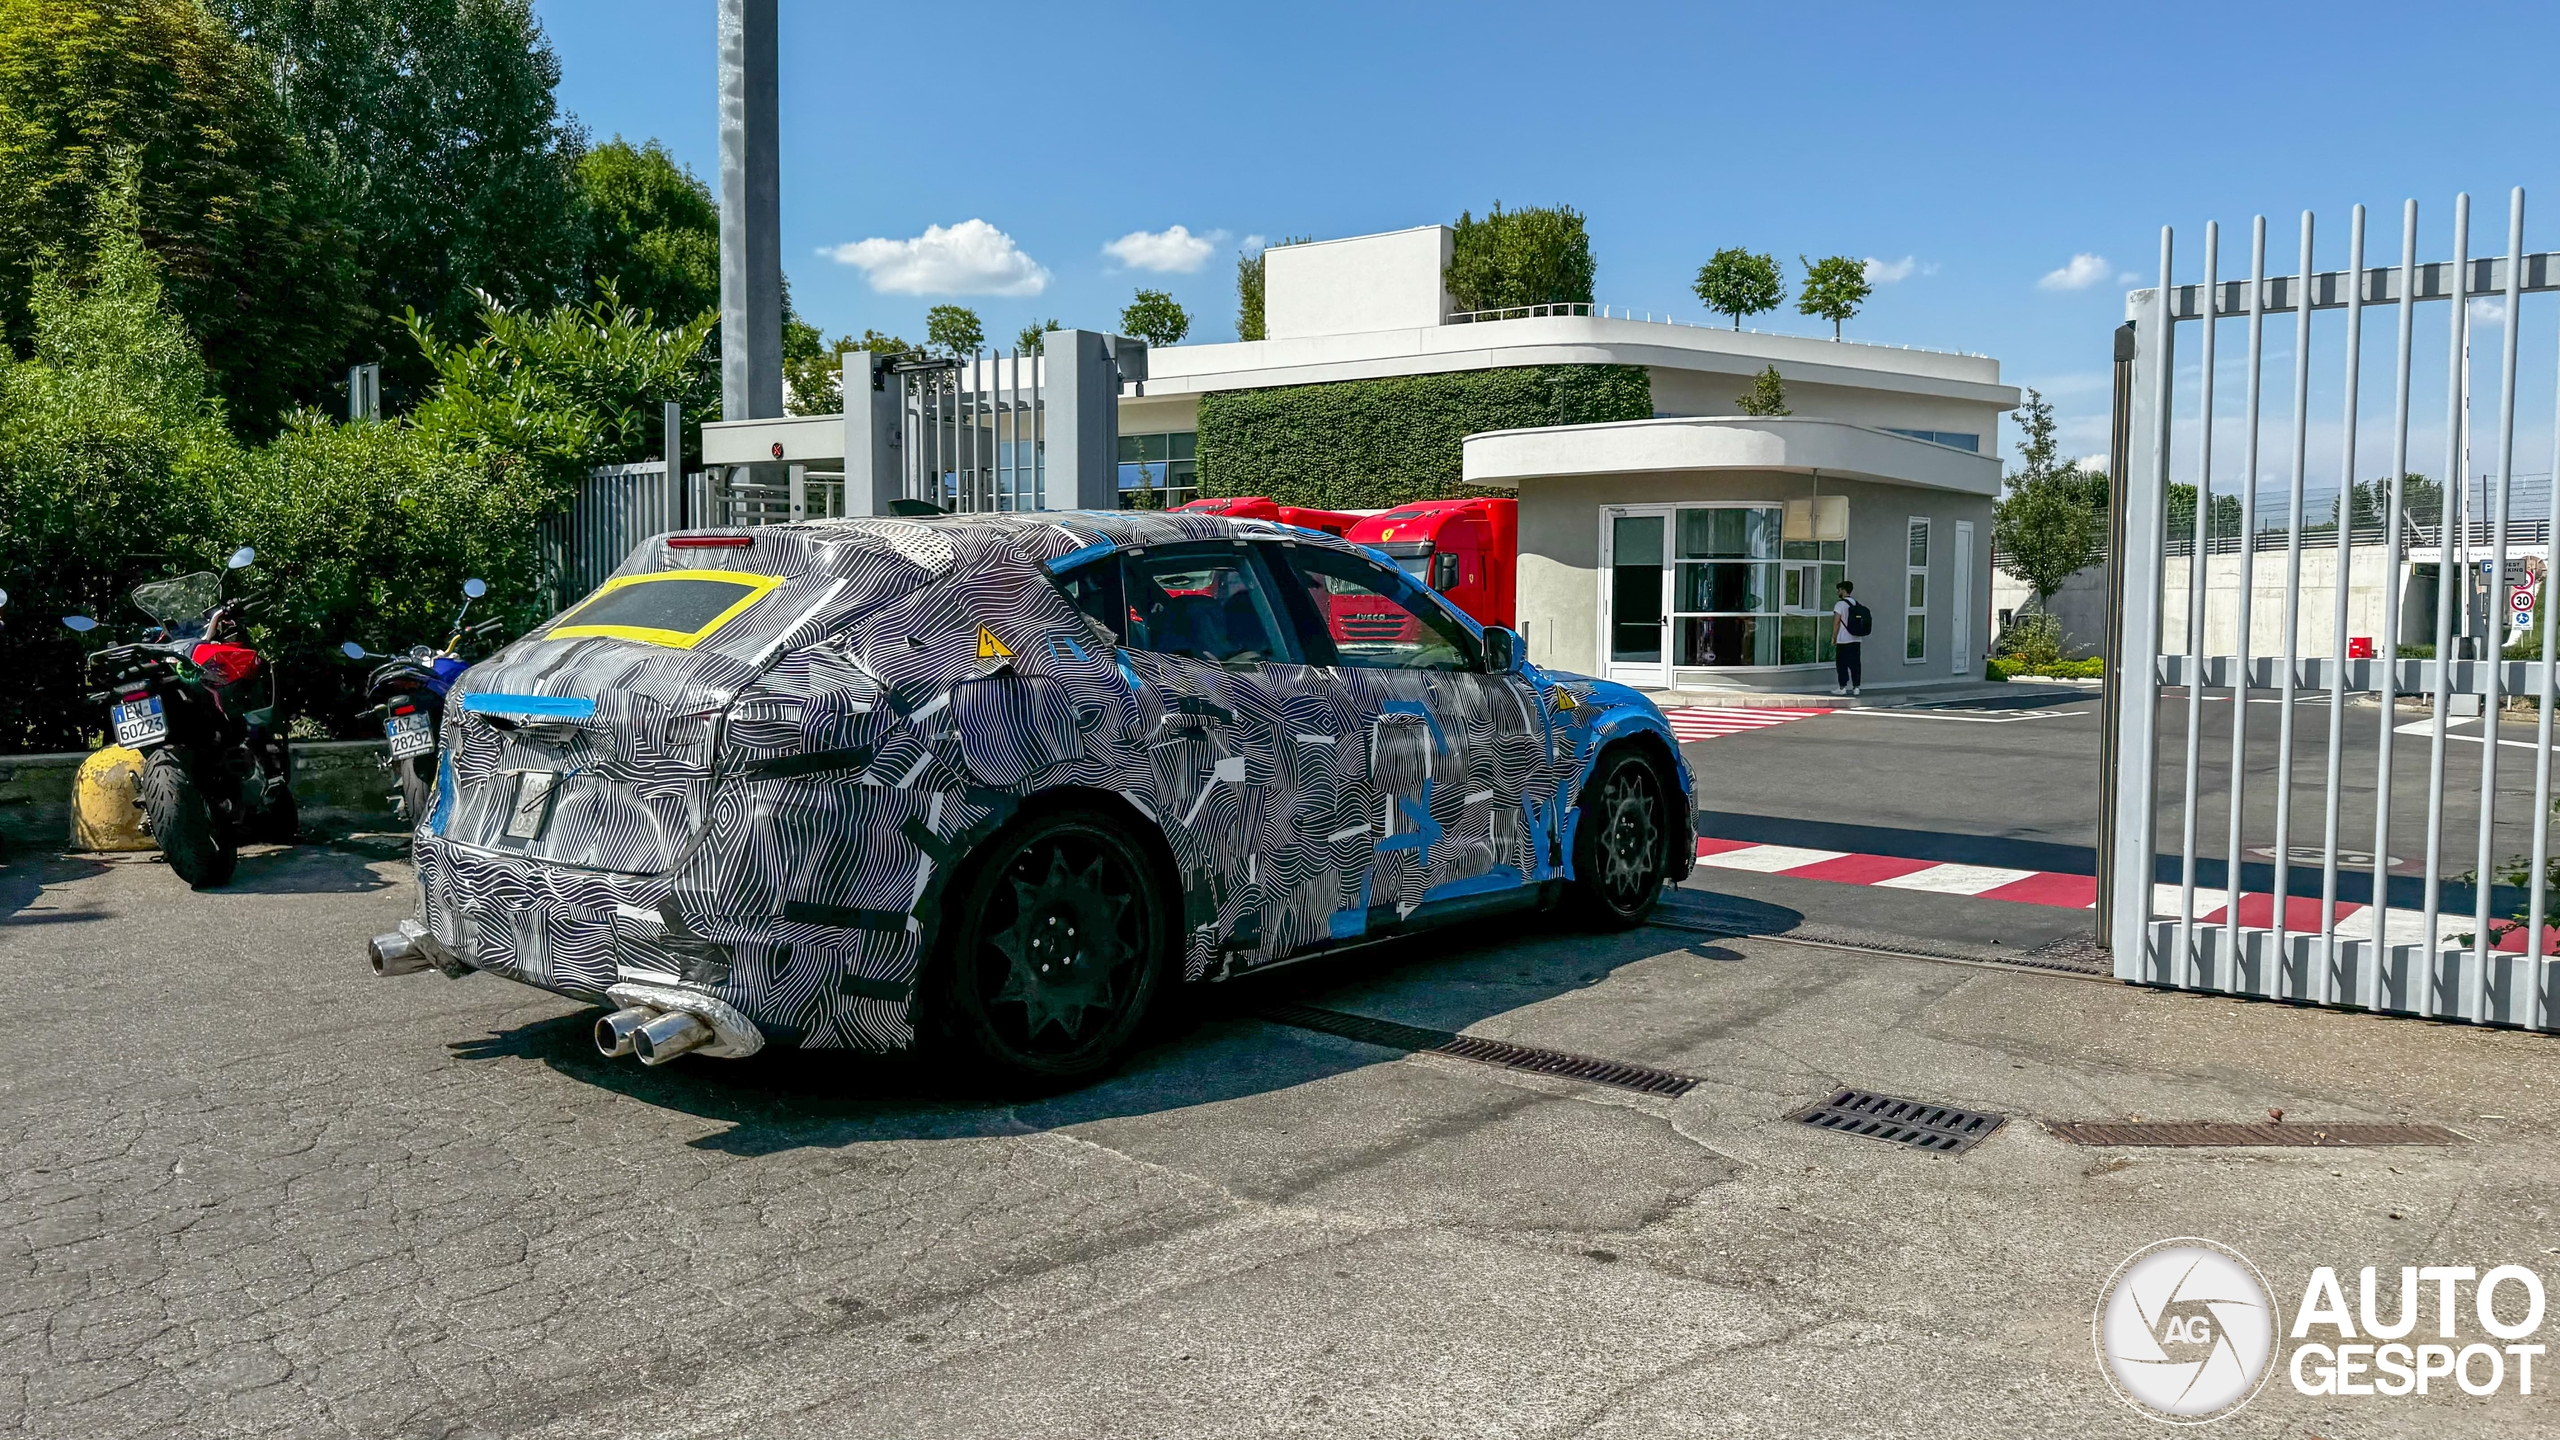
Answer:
[[396, 754, 435, 829], [142, 750, 236, 888]]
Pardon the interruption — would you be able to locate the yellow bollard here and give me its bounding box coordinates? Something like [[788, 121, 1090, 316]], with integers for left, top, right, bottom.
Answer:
[[70, 745, 156, 852]]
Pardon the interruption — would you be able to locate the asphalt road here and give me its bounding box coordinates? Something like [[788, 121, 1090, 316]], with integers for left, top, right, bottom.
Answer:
[[6, 840, 2558, 1438]]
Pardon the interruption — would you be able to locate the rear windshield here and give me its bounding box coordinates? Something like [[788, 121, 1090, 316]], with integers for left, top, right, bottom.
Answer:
[[549, 571, 783, 649]]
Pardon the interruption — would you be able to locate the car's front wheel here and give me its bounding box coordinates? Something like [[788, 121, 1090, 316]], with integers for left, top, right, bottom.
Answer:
[[1566, 746, 1669, 929], [933, 807, 1172, 1088]]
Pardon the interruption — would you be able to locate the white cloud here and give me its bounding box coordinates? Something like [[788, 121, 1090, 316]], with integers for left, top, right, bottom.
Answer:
[[2470, 296, 2507, 322], [1863, 255, 1924, 284], [2038, 253, 2113, 291], [819, 219, 1050, 296], [1241, 233, 1267, 253], [2117, 271, 2142, 284], [1102, 224, 1226, 273]]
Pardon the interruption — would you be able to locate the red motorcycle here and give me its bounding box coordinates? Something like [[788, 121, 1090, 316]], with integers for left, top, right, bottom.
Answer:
[[63, 547, 294, 887]]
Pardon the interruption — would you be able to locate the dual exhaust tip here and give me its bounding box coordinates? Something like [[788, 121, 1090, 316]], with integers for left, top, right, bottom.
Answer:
[[595, 1005, 715, 1066]]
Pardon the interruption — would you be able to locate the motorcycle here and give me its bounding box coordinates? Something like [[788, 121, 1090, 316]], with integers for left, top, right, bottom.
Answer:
[[340, 578, 499, 823], [62, 547, 294, 888]]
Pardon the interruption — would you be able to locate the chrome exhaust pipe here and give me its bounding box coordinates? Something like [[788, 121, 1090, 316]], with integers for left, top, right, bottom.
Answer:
[[594, 1006, 656, 1058], [369, 928, 433, 976], [631, 1009, 715, 1066]]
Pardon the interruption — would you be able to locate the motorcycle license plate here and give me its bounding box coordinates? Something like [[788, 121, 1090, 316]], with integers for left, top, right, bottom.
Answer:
[[112, 697, 167, 748], [385, 711, 435, 759]]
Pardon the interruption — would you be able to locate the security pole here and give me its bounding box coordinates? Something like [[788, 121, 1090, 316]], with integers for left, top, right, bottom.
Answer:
[[663, 401, 684, 527], [718, 0, 782, 425]]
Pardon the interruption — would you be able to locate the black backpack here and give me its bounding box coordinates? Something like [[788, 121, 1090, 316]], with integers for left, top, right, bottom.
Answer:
[[1844, 599, 1873, 637]]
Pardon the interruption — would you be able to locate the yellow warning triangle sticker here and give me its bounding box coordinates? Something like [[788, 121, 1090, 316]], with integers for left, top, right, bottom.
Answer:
[[976, 626, 1012, 660]]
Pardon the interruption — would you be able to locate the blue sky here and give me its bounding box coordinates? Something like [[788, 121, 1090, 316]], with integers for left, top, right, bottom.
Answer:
[[536, 0, 2560, 474]]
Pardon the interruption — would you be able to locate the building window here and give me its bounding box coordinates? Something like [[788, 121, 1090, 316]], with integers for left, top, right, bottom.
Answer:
[[1905, 517, 1931, 662], [1672, 505, 1782, 667], [1779, 495, 1848, 665], [1117, 431, 1197, 509], [1884, 428, 1980, 453]]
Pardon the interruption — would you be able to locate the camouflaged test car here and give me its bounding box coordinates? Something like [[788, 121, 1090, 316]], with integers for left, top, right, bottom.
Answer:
[[366, 510, 1697, 1084]]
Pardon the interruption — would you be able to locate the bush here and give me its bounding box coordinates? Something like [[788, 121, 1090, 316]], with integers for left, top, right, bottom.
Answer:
[[1196, 364, 1651, 510], [1985, 608, 2102, 681], [204, 417, 557, 735]]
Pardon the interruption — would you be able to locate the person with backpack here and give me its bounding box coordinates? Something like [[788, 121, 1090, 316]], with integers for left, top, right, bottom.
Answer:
[[1833, 580, 1870, 695]]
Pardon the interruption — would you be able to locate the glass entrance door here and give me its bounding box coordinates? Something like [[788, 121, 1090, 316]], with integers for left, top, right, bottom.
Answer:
[[1604, 509, 1668, 687]]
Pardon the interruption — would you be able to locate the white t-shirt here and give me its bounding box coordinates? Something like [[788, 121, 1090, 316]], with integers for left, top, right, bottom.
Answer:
[[1834, 597, 1857, 645]]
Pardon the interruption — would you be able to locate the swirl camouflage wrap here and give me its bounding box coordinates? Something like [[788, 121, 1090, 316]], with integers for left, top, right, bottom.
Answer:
[[405, 510, 1695, 1055]]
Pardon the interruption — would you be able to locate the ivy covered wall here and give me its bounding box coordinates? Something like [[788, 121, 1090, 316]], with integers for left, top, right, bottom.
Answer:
[[1194, 364, 1652, 510]]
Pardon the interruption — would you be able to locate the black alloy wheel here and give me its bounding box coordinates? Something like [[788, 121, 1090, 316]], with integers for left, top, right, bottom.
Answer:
[[938, 809, 1170, 1087], [1569, 748, 1666, 929]]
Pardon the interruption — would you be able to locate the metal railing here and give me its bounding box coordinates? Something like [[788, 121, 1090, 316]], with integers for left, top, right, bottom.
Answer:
[[895, 349, 1043, 513], [1441, 301, 1990, 357], [2112, 190, 2560, 1034], [545, 460, 697, 605]]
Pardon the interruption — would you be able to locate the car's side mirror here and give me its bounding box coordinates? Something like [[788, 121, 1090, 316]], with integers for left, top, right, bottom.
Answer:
[[1482, 625, 1524, 675]]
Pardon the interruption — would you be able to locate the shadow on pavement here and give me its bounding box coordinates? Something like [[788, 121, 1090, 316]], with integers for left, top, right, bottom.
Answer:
[[221, 841, 398, 896], [0, 851, 113, 924], [445, 911, 1705, 1156]]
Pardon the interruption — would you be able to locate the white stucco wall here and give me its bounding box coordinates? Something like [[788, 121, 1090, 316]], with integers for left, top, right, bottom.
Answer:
[[1264, 228, 1455, 339], [1513, 469, 1995, 688]]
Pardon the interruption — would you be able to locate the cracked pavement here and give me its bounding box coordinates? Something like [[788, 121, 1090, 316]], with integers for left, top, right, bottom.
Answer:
[[4, 840, 2557, 1437]]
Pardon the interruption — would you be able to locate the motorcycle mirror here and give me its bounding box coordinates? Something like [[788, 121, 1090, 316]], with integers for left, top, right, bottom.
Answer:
[[227, 546, 256, 570], [0, 587, 9, 608], [341, 641, 370, 660], [63, 615, 98, 632], [463, 578, 487, 599]]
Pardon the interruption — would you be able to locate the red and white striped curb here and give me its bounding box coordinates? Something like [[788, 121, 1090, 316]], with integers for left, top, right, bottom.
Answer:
[[1661, 707, 1830, 743], [1693, 838, 2096, 907], [1693, 837, 2560, 950]]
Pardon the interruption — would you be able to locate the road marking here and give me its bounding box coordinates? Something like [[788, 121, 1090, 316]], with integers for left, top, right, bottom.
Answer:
[[1873, 862, 2040, 895], [1691, 839, 1847, 871], [1833, 707, 2087, 723], [1662, 707, 1830, 742], [2391, 719, 2560, 752]]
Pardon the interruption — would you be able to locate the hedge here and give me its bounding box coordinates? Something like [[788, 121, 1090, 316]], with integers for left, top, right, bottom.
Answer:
[[1195, 363, 1652, 511]]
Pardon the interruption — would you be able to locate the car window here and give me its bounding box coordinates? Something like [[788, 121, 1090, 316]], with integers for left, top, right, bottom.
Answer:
[[1272, 544, 1477, 672], [1052, 554, 1126, 643], [1119, 543, 1298, 666]]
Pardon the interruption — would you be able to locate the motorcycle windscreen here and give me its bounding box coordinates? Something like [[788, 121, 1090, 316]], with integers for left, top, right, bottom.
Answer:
[[436, 530, 947, 874]]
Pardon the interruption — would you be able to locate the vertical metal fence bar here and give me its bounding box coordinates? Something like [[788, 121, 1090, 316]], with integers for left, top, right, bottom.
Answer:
[[2112, 225, 2175, 967], [2270, 212, 2317, 987], [2529, 253, 2560, 1030], [2318, 206, 2367, 1005], [2471, 188, 2527, 1022], [2421, 192, 2472, 1012], [2227, 218, 2270, 966], [2177, 223, 2220, 988]]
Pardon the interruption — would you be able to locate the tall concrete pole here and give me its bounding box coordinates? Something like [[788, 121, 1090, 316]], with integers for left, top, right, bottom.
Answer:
[[718, 0, 782, 422]]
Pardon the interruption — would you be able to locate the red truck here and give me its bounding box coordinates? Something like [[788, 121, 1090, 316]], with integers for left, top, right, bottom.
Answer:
[[1172, 496, 1364, 537], [1344, 497, 1517, 629]]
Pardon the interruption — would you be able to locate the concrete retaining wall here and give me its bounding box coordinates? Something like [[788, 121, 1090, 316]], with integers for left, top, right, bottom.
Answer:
[[0, 739, 399, 851]]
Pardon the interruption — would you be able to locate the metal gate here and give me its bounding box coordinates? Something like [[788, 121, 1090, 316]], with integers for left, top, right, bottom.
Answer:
[[545, 459, 702, 604], [2111, 189, 2560, 1031], [891, 350, 1045, 512]]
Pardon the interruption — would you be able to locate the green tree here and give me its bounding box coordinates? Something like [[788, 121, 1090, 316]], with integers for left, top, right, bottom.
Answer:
[[1120, 289, 1191, 348], [0, 0, 360, 435], [1014, 317, 1060, 352], [2335, 472, 2443, 532], [402, 281, 716, 497], [0, 181, 229, 749], [1445, 203, 1595, 312], [216, 0, 588, 402], [2167, 483, 2241, 543], [925, 304, 984, 357], [1796, 254, 1872, 340], [574, 137, 718, 325], [1235, 235, 1309, 341], [1994, 390, 2107, 609], [1733, 365, 1789, 417], [1692, 248, 1783, 330]]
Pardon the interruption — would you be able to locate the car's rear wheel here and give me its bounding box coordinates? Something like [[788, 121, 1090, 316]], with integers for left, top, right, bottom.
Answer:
[[1566, 746, 1667, 929], [934, 808, 1171, 1088]]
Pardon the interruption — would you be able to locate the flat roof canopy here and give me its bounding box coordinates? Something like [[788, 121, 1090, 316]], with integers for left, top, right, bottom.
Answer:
[[1462, 416, 2002, 497]]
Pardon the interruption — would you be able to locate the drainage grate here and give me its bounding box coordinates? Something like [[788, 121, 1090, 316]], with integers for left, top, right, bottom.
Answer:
[[1259, 1002, 1698, 1097], [1787, 1088, 2005, 1154], [2045, 1120, 2461, 1148]]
